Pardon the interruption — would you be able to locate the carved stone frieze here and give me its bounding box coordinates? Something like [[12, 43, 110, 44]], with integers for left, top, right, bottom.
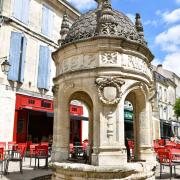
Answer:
[[95, 76, 125, 105], [101, 52, 117, 64]]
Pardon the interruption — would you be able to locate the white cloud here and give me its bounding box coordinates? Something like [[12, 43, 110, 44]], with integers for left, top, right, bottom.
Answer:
[[176, 0, 180, 4], [163, 52, 180, 76], [162, 9, 180, 24], [155, 24, 180, 52], [67, 0, 96, 11], [144, 20, 158, 27]]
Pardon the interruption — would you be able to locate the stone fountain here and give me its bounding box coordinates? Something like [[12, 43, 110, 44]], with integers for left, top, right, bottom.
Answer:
[[51, 0, 157, 179]]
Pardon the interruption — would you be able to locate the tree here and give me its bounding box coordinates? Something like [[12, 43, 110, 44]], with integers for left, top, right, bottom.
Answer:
[[174, 98, 180, 118]]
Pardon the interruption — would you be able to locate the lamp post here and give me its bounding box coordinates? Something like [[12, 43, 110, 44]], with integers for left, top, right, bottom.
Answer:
[[0, 56, 11, 74]]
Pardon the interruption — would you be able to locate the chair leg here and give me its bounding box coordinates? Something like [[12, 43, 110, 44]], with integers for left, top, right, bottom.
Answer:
[[5, 160, 9, 174], [20, 160, 23, 173], [34, 158, 36, 169], [30, 156, 32, 167], [170, 166, 172, 180], [174, 165, 176, 176], [160, 164, 162, 179], [38, 159, 39, 168], [45, 157, 48, 168]]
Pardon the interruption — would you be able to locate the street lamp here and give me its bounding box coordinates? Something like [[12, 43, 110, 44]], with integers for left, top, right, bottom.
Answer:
[[0, 56, 11, 74]]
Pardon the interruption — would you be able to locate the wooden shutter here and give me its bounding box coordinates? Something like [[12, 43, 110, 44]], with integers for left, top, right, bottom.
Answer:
[[21, 0, 30, 24], [37, 46, 51, 90], [8, 32, 22, 81], [13, 0, 23, 21], [42, 5, 53, 37], [13, 0, 30, 24]]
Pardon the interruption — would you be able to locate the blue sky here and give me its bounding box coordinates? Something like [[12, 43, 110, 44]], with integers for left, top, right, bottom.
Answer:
[[67, 0, 180, 75]]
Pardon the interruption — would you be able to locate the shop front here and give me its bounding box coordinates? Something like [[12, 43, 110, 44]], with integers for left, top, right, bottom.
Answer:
[[14, 94, 54, 143], [14, 94, 84, 144]]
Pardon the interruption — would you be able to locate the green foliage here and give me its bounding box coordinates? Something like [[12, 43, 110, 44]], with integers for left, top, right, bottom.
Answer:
[[174, 98, 180, 118]]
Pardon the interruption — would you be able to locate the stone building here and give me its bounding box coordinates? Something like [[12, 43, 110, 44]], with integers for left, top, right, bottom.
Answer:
[[0, 0, 80, 142], [154, 65, 180, 138]]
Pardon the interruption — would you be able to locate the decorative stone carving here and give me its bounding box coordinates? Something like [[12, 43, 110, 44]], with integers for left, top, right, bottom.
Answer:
[[106, 111, 114, 139], [61, 2, 147, 47], [52, 85, 59, 96], [101, 52, 117, 64], [95, 76, 125, 105]]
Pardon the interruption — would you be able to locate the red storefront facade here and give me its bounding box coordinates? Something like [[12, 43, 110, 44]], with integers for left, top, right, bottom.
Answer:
[[14, 94, 83, 143]]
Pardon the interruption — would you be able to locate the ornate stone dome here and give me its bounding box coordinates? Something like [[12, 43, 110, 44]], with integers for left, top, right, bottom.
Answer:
[[61, 0, 147, 47]]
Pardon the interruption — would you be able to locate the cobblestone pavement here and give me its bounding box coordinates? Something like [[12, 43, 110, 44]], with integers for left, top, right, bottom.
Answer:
[[1, 157, 52, 180], [1, 159, 180, 180], [155, 163, 180, 179]]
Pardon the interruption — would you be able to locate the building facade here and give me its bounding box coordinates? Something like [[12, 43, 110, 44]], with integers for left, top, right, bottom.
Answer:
[[0, 0, 80, 142], [154, 65, 180, 138]]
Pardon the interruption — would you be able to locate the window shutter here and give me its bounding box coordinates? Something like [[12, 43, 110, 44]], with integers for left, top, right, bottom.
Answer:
[[42, 5, 49, 36], [13, 0, 23, 21], [21, 0, 30, 24], [8, 32, 22, 81], [19, 36, 27, 83], [46, 48, 51, 90], [42, 5, 53, 37], [37, 46, 51, 90], [47, 10, 53, 37]]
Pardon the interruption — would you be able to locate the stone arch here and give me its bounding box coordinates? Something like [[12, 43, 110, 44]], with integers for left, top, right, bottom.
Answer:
[[69, 91, 94, 163], [123, 83, 152, 161]]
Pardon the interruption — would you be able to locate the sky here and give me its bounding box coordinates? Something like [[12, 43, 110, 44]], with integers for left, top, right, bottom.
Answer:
[[67, 0, 180, 76]]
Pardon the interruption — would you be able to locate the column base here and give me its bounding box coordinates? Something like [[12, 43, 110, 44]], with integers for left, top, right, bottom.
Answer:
[[51, 146, 69, 162], [138, 146, 156, 161], [92, 148, 127, 166]]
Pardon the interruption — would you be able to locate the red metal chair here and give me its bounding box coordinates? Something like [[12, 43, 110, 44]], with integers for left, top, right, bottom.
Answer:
[[34, 145, 48, 169], [5, 144, 26, 174], [157, 149, 179, 179], [29, 144, 39, 167], [128, 140, 134, 160], [0, 147, 5, 177]]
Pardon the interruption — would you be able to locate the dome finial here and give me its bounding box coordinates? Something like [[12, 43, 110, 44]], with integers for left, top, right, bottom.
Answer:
[[58, 11, 70, 46], [135, 13, 144, 38], [95, 0, 112, 8]]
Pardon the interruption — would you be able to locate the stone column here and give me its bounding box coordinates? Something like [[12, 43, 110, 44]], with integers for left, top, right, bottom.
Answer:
[[52, 86, 70, 162], [137, 99, 155, 161], [91, 77, 127, 166]]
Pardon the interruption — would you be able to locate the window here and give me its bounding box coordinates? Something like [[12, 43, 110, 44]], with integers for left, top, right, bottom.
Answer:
[[8, 32, 27, 83], [13, 0, 30, 24], [41, 5, 54, 37], [37, 45, 51, 90]]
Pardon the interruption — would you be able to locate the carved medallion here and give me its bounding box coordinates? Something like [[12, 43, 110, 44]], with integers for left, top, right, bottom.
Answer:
[[95, 76, 125, 105], [101, 52, 117, 64]]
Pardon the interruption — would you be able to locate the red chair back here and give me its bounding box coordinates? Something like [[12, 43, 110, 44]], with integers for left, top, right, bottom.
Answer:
[[30, 144, 39, 156], [128, 140, 134, 149], [158, 139, 165, 146], [0, 142, 6, 149], [17, 144, 27, 158], [35, 145, 48, 157], [158, 149, 173, 164], [40, 142, 49, 146], [69, 143, 74, 153], [8, 141, 16, 150], [0, 147, 4, 161]]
